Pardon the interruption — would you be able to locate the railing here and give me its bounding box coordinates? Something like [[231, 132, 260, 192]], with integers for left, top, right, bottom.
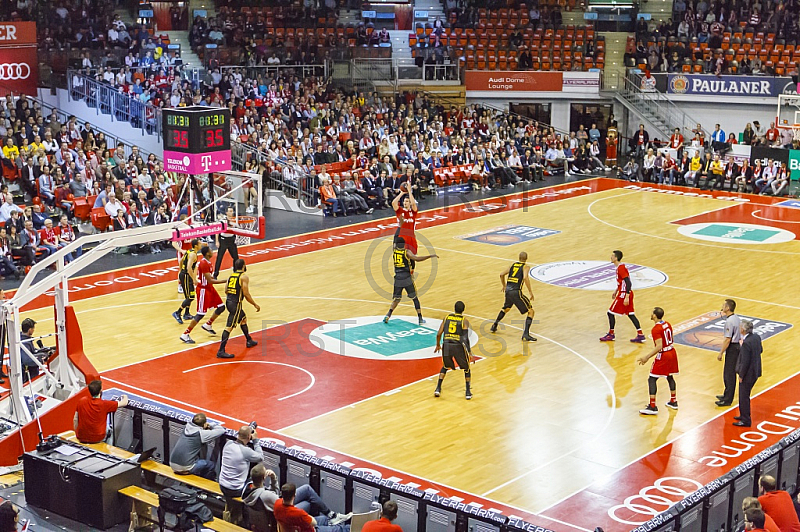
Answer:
[[618, 71, 709, 140], [0, 83, 154, 162], [67, 71, 163, 139], [219, 63, 328, 82], [350, 58, 462, 86], [231, 141, 317, 209]]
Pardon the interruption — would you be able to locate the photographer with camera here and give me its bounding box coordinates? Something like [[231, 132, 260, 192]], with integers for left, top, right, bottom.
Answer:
[[219, 423, 263, 526]]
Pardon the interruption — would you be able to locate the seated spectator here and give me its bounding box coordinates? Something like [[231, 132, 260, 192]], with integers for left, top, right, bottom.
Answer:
[[0, 227, 20, 279], [169, 412, 225, 480], [362, 501, 403, 532], [744, 508, 770, 532], [685, 152, 702, 187], [742, 497, 780, 532], [0, 194, 22, 224], [274, 483, 351, 532], [58, 215, 81, 261], [735, 159, 753, 193], [105, 192, 124, 218], [705, 154, 725, 190], [41, 219, 68, 260], [771, 163, 790, 196], [758, 475, 800, 532], [319, 177, 344, 217], [755, 160, 775, 194], [74, 380, 128, 444], [621, 159, 640, 181], [658, 153, 678, 185], [21, 219, 50, 262]]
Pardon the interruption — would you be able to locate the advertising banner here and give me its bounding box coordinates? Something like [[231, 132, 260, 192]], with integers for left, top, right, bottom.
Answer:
[[0, 46, 38, 96], [465, 71, 563, 92], [0, 21, 37, 96], [651, 73, 796, 98]]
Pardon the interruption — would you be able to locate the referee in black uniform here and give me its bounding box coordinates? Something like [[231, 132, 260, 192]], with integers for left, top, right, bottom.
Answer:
[[716, 299, 742, 406], [214, 207, 239, 279], [434, 301, 473, 400], [491, 251, 536, 341]]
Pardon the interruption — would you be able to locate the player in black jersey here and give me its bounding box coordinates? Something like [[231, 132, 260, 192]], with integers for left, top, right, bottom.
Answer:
[[217, 258, 261, 359], [172, 239, 201, 324], [434, 301, 473, 399], [491, 251, 536, 341], [383, 237, 438, 326]]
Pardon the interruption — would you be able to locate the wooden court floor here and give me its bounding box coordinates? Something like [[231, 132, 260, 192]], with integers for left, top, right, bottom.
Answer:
[[21, 183, 800, 515]]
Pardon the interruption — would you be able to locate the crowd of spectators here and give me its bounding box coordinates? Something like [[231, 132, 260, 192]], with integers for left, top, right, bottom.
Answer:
[[618, 119, 797, 195], [0, 92, 209, 274], [630, 0, 800, 75]]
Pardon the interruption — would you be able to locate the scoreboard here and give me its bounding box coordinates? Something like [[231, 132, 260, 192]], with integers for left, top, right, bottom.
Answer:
[[162, 107, 232, 174]]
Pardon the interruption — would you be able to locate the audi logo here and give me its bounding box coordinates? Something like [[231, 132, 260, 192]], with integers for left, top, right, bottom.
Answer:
[[0, 63, 30, 80], [607, 477, 704, 526]]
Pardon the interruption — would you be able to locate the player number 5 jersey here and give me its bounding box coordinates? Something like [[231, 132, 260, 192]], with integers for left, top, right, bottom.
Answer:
[[443, 313, 465, 343]]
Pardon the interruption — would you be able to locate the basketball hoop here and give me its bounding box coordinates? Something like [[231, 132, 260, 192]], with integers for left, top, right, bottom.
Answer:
[[233, 216, 258, 246]]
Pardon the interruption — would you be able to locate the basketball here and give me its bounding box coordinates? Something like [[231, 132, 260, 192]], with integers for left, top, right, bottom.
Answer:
[[400, 182, 409, 192]]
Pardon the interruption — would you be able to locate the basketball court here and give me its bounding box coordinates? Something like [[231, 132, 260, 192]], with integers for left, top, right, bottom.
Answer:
[[14, 178, 800, 531]]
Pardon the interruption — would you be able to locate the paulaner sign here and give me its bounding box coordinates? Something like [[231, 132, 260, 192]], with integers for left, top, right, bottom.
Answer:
[[651, 73, 797, 98]]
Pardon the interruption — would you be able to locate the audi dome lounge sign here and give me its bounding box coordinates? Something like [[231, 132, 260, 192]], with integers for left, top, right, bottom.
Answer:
[[0, 22, 37, 96]]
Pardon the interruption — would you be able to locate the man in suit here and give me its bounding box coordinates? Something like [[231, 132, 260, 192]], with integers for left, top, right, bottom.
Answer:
[[360, 170, 383, 209], [734, 320, 762, 427]]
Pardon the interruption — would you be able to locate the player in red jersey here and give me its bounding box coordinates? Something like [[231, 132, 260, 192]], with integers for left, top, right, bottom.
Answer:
[[636, 307, 679, 415], [600, 250, 646, 343], [392, 182, 418, 269], [180, 246, 227, 344]]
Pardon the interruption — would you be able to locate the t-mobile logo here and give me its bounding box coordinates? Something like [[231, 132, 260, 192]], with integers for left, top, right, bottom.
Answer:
[[201, 155, 212, 172]]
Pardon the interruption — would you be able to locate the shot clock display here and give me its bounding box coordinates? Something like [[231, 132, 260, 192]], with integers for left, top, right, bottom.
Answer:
[[162, 107, 232, 174]]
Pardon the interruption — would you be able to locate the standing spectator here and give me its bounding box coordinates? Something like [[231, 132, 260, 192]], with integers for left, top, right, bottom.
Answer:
[[74, 380, 128, 444], [758, 475, 800, 532], [710, 124, 726, 152], [669, 128, 684, 160], [734, 320, 762, 427], [219, 425, 264, 525], [169, 412, 225, 480], [765, 122, 781, 146], [753, 121, 766, 144], [715, 299, 741, 407], [742, 123, 756, 145]]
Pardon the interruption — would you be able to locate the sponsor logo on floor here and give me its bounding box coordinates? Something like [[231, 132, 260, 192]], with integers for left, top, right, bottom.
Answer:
[[672, 311, 793, 351], [309, 316, 479, 360], [776, 199, 800, 208], [457, 225, 561, 246], [530, 260, 668, 291], [677, 222, 796, 244]]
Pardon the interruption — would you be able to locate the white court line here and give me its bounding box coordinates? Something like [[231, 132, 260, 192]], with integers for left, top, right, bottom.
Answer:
[[537, 367, 800, 515], [98, 315, 308, 373], [661, 284, 800, 311], [751, 209, 800, 224], [255, 295, 616, 502], [182, 360, 315, 401], [436, 246, 536, 264], [665, 202, 738, 224], [103, 376, 249, 425], [588, 190, 800, 255]]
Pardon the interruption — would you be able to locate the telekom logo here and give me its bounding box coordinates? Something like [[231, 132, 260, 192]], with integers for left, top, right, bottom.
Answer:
[[200, 155, 212, 172]]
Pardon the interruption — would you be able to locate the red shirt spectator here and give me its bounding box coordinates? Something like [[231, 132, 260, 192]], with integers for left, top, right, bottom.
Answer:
[[766, 126, 781, 143], [758, 476, 800, 532], [74, 380, 128, 443], [274, 497, 315, 532], [363, 502, 403, 532]]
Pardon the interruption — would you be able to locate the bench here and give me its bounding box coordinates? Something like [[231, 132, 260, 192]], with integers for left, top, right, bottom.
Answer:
[[59, 430, 223, 496], [118, 485, 247, 532]]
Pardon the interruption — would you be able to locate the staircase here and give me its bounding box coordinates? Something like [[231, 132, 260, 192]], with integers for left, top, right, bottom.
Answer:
[[163, 31, 202, 70], [638, 0, 673, 25], [614, 72, 707, 140], [601, 32, 629, 91], [413, 0, 447, 25]]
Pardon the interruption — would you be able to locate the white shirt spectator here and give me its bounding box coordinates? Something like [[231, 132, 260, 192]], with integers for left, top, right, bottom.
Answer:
[[105, 197, 123, 218]]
